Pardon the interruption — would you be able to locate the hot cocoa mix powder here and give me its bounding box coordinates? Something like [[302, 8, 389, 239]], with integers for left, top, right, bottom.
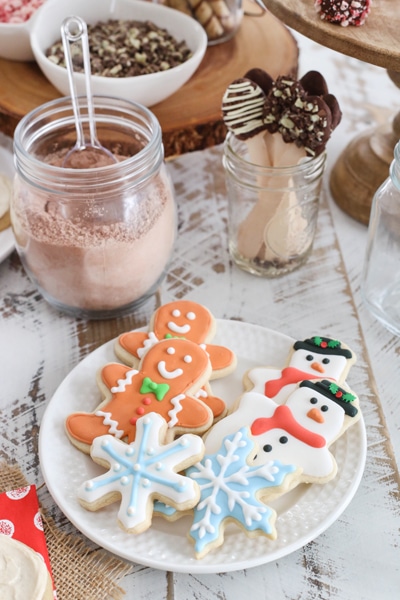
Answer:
[[12, 173, 175, 311]]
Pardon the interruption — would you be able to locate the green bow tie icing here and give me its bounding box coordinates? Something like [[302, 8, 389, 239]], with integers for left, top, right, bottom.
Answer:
[[140, 377, 170, 401]]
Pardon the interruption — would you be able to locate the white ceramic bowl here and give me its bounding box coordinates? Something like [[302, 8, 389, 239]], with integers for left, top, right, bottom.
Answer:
[[30, 0, 207, 107], [0, 6, 42, 61]]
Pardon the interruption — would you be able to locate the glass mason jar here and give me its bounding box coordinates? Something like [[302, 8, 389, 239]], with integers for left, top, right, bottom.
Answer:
[[11, 96, 176, 320], [205, 0, 243, 46], [361, 141, 400, 336], [154, 0, 243, 45], [223, 132, 326, 277]]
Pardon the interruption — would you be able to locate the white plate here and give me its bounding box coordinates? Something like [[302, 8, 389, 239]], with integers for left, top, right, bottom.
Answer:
[[0, 133, 15, 262], [39, 320, 366, 573]]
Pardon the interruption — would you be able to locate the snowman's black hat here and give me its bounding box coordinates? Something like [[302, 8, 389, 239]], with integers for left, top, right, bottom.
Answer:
[[299, 379, 358, 417], [293, 336, 353, 358]]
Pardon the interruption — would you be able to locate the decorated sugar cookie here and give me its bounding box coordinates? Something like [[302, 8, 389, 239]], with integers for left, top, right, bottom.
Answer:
[[186, 428, 297, 558], [204, 379, 360, 486], [115, 300, 236, 376], [66, 338, 214, 453], [243, 335, 356, 404], [0, 535, 54, 600], [115, 300, 238, 421], [78, 412, 205, 534]]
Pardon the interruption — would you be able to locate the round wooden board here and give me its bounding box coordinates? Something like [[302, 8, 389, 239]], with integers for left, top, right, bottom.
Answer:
[[263, 0, 400, 71], [0, 10, 298, 156]]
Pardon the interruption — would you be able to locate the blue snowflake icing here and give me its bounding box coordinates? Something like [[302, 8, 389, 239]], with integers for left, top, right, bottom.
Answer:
[[79, 413, 202, 532], [187, 427, 296, 556]]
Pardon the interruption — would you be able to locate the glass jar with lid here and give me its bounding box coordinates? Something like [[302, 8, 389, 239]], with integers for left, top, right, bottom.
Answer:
[[362, 141, 400, 336], [11, 96, 176, 319]]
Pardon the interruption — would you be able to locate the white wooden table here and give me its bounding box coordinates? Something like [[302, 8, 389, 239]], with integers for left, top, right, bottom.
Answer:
[[0, 31, 399, 599]]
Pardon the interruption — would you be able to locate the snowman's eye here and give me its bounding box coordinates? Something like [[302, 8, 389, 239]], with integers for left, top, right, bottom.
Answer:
[[310, 397, 318, 405], [322, 358, 330, 364], [279, 436, 288, 444], [321, 405, 329, 412], [306, 354, 314, 361], [263, 444, 272, 453]]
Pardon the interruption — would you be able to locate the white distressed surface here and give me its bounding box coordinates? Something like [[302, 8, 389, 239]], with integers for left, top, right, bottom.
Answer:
[[0, 28, 399, 600]]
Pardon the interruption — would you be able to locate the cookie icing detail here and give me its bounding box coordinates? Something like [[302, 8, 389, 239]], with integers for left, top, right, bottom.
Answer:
[[157, 357, 184, 379], [186, 428, 296, 557], [110, 369, 138, 393], [250, 405, 325, 448], [95, 410, 124, 438], [139, 377, 170, 400], [79, 413, 204, 532], [264, 366, 327, 397], [137, 332, 159, 359]]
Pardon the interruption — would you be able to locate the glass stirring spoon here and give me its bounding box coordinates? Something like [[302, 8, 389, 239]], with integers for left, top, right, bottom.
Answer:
[[61, 16, 117, 169]]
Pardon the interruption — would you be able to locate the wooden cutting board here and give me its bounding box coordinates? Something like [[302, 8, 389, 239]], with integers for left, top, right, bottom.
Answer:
[[0, 10, 298, 157]]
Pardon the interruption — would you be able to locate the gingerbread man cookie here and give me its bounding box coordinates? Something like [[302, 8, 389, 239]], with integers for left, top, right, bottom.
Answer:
[[115, 300, 237, 421], [66, 338, 214, 454]]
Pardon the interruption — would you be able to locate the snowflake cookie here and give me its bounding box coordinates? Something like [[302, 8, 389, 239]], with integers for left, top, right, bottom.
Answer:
[[78, 412, 205, 534], [186, 428, 297, 558]]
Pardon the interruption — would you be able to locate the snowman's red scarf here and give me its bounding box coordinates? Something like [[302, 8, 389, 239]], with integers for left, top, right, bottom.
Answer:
[[251, 405, 326, 448], [264, 367, 325, 398]]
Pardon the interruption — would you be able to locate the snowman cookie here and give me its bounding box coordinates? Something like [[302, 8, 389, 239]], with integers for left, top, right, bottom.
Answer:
[[243, 335, 356, 405], [204, 379, 360, 489], [115, 300, 237, 421], [66, 338, 214, 454]]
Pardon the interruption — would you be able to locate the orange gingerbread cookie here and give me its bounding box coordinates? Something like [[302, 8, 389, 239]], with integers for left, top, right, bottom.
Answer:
[[115, 300, 237, 421], [66, 337, 214, 454]]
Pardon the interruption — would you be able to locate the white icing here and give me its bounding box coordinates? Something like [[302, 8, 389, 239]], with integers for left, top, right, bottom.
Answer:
[[204, 387, 342, 480], [186, 312, 196, 320], [167, 321, 191, 334], [157, 361, 183, 380], [95, 410, 125, 438], [172, 309, 181, 317], [222, 80, 265, 136], [78, 413, 204, 532], [0, 535, 50, 600], [110, 369, 138, 393], [168, 394, 186, 427], [289, 349, 348, 381], [167, 347, 176, 355], [247, 348, 348, 404], [137, 332, 159, 359], [183, 355, 192, 363], [285, 387, 344, 443]]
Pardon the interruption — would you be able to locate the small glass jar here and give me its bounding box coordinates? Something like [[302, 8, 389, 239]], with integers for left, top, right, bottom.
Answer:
[[11, 96, 176, 320], [223, 132, 326, 277], [205, 0, 243, 46], [361, 141, 400, 336]]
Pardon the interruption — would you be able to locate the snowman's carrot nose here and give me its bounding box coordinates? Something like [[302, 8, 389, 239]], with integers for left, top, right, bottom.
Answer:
[[307, 407, 325, 423], [311, 362, 325, 373]]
